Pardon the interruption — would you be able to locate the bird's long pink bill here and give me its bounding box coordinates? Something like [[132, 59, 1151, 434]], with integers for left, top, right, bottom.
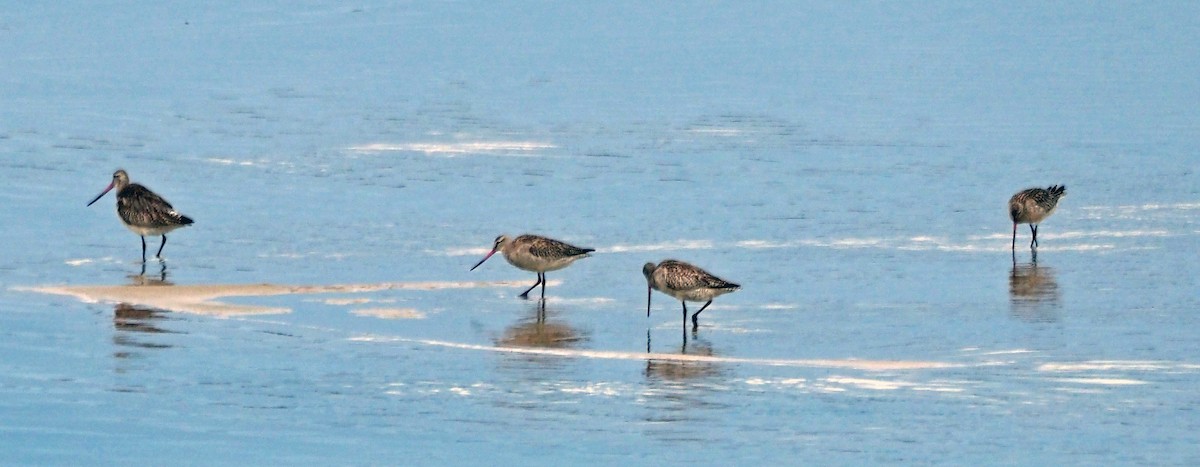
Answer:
[[469, 249, 498, 271], [646, 286, 652, 317], [86, 183, 114, 207]]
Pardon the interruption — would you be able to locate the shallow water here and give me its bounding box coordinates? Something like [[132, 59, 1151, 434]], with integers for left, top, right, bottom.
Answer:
[[3, 2, 1199, 464]]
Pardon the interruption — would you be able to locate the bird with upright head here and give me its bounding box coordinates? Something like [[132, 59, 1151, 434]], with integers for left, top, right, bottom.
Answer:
[[87, 169, 194, 262]]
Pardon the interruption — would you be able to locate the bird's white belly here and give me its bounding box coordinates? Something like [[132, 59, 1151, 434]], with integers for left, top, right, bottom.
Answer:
[[123, 223, 181, 237], [662, 286, 733, 303], [504, 252, 581, 273]]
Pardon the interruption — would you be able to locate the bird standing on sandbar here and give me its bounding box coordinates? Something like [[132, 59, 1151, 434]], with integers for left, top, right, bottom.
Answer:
[[643, 259, 740, 335], [470, 234, 594, 300], [1009, 185, 1066, 251], [87, 169, 194, 262]]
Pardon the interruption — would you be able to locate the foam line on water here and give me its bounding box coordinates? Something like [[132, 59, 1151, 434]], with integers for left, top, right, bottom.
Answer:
[[436, 228, 1176, 258], [1038, 360, 1200, 372], [349, 335, 963, 371], [1050, 377, 1148, 386], [348, 141, 556, 156]]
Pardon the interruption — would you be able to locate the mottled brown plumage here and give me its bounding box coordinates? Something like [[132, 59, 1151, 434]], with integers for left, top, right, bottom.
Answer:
[[1009, 185, 1066, 250], [88, 169, 194, 261], [470, 234, 594, 299], [643, 259, 740, 334]]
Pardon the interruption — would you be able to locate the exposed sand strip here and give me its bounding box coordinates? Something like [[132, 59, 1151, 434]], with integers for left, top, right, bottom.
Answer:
[[23, 280, 551, 316]]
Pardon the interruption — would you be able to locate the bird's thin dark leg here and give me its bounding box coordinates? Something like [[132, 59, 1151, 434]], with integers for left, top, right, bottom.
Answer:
[[681, 302, 689, 342], [140, 236, 147, 263], [691, 300, 713, 330], [1030, 224, 1038, 249], [156, 235, 168, 258], [540, 272, 547, 299], [519, 274, 542, 299]]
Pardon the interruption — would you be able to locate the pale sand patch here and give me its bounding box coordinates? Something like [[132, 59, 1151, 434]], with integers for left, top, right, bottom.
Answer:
[[351, 308, 426, 320], [350, 335, 961, 371], [23, 280, 550, 317]]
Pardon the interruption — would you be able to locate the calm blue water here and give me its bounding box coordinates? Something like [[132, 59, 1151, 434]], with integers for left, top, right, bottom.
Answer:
[[2, 2, 1199, 464]]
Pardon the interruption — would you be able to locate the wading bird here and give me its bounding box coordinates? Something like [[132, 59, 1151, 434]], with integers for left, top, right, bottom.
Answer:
[[470, 234, 594, 300], [643, 259, 740, 335], [87, 169, 194, 262], [1009, 185, 1066, 251]]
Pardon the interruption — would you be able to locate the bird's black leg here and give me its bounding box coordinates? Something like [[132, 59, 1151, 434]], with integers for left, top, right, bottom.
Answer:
[[519, 274, 542, 299], [140, 236, 147, 263], [156, 235, 168, 259], [540, 272, 547, 299], [1030, 224, 1038, 249], [691, 300, 713, 330], [681, 302, 689, 342]]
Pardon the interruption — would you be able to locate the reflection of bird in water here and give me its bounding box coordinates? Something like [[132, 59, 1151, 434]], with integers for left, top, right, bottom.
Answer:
[[87, 169, 195, 262], [129, 261, 171, 286], [470, 234, 594, 300], [643, 259, 740, 338], [641, 339, 727, 432], [1009, 261, 1061, 322], [1009, 185, 1066, 252], [113, 303, 173, 335], [645, 338, 722, 382], [496, 302, 587, 349], [112, 303, 178, 358]]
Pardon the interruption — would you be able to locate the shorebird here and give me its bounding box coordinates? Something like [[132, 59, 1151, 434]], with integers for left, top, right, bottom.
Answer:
[[470, 234, 594, 299], [87, 169, 194, 262], [643, 259, 740, 333], [1009, 185, 1066, 250]]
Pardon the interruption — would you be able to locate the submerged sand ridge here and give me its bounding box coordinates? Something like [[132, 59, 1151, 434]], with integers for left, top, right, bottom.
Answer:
[[25, 280, 970, 371], [24, 280, 553, 316]]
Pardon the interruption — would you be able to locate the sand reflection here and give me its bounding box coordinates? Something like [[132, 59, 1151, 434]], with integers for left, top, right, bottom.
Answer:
[[1009, 261, 1061, 322]]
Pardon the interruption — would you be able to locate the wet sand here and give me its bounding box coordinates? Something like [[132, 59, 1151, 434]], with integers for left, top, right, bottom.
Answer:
[[24, 280, 553, 316]]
